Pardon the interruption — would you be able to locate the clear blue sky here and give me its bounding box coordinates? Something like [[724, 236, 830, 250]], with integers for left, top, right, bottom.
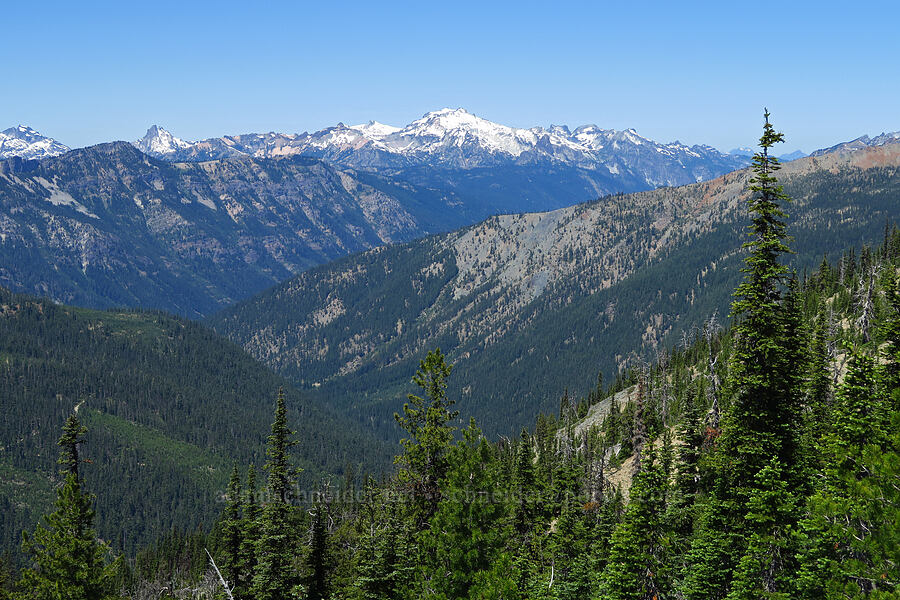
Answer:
[[4, 0, 898, 154]]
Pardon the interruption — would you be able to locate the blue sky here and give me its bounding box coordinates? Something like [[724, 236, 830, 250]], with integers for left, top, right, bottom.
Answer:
[[4, 0, 898, 154]]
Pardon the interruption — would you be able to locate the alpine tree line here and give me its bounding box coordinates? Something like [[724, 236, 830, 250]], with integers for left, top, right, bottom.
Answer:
[[3, 113, 899, 599]]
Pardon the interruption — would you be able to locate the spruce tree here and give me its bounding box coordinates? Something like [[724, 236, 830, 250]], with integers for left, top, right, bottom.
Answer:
[[17, 415, 119, 600]]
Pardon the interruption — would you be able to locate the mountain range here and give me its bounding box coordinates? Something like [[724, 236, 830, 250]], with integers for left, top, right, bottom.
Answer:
[[132, 108, 750, 189], [0, 111, 764, 317], [210, 142, 900, 437]]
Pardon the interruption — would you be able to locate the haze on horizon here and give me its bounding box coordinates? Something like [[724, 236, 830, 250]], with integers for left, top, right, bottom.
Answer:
[[4, 0, 898, 154]]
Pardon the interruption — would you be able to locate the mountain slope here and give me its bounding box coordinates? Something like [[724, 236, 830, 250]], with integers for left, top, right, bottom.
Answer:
[[0, 126, 70, 160], [0, 287, 391, 555], [0, 143, 462, 316], [210, 144, 900, 437]]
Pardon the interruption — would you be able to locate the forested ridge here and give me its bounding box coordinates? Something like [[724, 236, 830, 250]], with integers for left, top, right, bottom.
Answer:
[[0, 297, 391, 558], [3, 116, 897, 599], [211, 142, 900, 440]]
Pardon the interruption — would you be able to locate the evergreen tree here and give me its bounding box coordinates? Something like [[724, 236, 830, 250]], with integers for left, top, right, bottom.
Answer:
[[17, 415, 120, 600], [684, 111, 804, 598], [393, 348, 459, 527], [422, 419, 508, 600], [796, 352, 898, 598], [220, 466, 243, 592], [599, 446, 669, 600], [237, 464, 260, 598], [251, 389, 300, 600], [304, 495, 331, 600]]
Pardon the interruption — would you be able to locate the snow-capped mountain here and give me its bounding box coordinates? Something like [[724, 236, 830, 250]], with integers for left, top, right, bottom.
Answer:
[[133, 125, 194, 156], [810, 131, 900, 157], [0, 126, 70, 160], [133, 108, 751, 188]]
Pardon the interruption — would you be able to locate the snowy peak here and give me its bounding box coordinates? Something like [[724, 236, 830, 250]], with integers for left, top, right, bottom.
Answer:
[[134, 125, 193, 157], [0, 125, 70, 160], [349, 121, 401, 139]]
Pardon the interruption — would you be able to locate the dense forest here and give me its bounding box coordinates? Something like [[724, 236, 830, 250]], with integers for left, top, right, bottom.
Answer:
[[0, 299, 391, 557], [3, 118, 899, 599]]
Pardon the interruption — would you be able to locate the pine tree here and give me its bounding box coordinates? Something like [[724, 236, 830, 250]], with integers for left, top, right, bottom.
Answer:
[[251, 389, 300, 600], [422, 419, 509, 600], [17, 415, 120, 600]]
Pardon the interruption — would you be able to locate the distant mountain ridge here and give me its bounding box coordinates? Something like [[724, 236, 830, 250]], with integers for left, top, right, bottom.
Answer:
[[810, 131, 900, 157], [0, 125, 69, 160], [133, 108, 751, 189]]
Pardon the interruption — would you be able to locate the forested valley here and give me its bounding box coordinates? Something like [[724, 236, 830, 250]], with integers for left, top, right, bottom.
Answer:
[[2, 118, 899, 600]]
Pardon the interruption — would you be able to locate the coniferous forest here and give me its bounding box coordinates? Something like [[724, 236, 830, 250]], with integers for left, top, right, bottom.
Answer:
[[3, 116, 899, 600]]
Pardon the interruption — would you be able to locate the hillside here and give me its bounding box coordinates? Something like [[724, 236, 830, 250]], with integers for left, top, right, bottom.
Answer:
[[0, 288, 391, 556], [210, 144, 900, 438]]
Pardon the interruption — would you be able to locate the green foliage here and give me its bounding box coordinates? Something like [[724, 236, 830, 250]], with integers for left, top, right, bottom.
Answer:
[[16, 416, 120, 600], [599, 447, 670, 600], [421, 420, 509, 599], [251, 390, 301, 600], [393, 348, 459, 526], [0, 290, 389, 556]]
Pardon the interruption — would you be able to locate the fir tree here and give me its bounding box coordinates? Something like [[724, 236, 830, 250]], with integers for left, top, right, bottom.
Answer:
[[251, 389, 300, 600], [220, 466, 243, 592], [599, 446, 669, 600], [17, 415, 120, 600], [393, 348, 458, 527], [304, 495, 331, 600], [684, 111, 804, 598], [796, 352, 898, 598], [237, 464, 260, 598]]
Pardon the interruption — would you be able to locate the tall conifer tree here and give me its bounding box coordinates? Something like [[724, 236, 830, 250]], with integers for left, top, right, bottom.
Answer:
[[252, 389, 300, 600], [684, 111, 803, 599], [17, 415, 119, 600]]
